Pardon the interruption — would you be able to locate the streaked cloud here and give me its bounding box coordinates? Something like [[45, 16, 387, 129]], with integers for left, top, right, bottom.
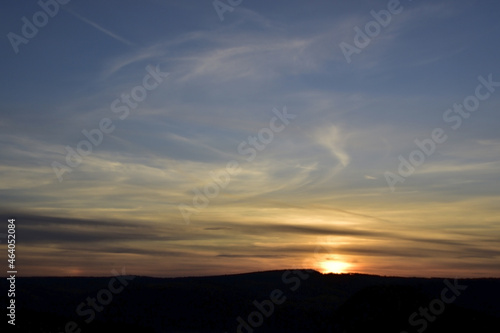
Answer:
[[0, 0, 499, 278], [65, 8, 136, 47]]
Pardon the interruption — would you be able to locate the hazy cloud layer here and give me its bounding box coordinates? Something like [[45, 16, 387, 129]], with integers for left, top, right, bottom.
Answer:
[[0, 0, 499, 277]]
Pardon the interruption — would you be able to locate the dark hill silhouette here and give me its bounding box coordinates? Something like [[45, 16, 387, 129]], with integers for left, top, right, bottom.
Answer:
[[2, 270, 499, 332]]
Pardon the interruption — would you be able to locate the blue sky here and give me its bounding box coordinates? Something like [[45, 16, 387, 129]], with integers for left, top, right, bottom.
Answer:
[[1, 0, 500, 277]]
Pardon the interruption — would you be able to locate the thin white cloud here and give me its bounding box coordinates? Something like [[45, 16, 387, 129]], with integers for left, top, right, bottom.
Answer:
[[314, 124, 350, 168], [65, 8, 135, 47]]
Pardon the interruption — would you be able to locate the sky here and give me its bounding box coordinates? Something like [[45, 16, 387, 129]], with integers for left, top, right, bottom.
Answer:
[[0, 0, 499, 278]]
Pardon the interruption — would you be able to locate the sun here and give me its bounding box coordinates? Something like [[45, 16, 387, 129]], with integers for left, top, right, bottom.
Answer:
[[320, 260, 351, 274]]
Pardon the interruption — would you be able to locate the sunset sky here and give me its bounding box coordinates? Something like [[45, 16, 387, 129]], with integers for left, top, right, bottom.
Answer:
[[1, 0, 499, 278]]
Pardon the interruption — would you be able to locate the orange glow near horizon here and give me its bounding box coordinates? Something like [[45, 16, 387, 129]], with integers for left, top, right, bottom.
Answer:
[[319, 260, 352, 274]]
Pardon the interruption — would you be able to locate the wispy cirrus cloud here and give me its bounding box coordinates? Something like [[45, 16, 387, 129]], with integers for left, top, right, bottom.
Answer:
[[65, 8, 136, 47], [0, 0, 499, 278]]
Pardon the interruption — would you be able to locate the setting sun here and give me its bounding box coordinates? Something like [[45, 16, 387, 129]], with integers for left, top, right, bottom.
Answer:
[[320, 260, 351, 274]]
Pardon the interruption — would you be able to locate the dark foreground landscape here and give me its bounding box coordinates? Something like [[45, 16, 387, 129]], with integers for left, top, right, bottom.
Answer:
[[2, 270, 500, 332]]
